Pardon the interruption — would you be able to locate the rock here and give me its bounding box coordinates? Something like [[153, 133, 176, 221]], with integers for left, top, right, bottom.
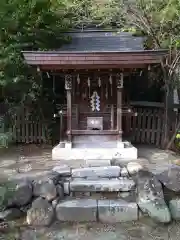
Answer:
[[8, 180, 32, 207], [112, 157, 149, 166], [20, 203, 32, 213], [85, 160, 111, 167], [72, 166, 121, 178], [52, 165, 71, 177], [136, 170, 171, 223], [63, 181, 70, 195], [98, 199, 138, 223], [127, 162, 143, 175], [0, 185, 7, 209], [172, 159, 180, 166], [0, 208, 23, 220], [70, 178, 135, 192], [27, 197, 54, 226], [155, 164, 180, 192], [56, 184, 64, 199], [119, 190, 137, 202], [46, 172, 62, 185], [169, 198, 180, 220], [52, 198, 59, 208], [21, 230, 37, 240], [149, 164, 170, 175], [121, 167, 129, 177], [56, 199, 97, 222], [33, 178, 57, 201]]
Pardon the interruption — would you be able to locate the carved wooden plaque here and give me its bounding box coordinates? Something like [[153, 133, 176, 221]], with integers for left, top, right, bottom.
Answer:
[[116, 73, 123, 89], [65, 74, 72, 90]]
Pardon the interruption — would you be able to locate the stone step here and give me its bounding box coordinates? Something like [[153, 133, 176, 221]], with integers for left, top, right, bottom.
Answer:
[[55, 199, 138, 222], [71, 166, 121, 178], [85, 159, 111, 167], [69, 178, 135, 192]]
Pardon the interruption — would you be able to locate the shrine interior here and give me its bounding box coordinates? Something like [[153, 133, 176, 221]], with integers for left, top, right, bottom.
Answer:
[[42, 69, 164, 145]]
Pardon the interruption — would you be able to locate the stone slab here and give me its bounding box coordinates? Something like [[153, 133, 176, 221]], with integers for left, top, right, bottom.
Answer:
[[71, 166, 121, 178], [63, 181, 70, 195], [52, 145, 138, 161], [56, 199, 97, 222], [85, 159, 111, 167], [98, 199, 138, 223], [52, 165, 71, 177], [70, 178, 135, 192]]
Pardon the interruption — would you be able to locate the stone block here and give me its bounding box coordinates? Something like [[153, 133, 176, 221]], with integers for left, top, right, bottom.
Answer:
[[85, 160, 111, 167], [155, 164, 180, 192], [63, 181, 70, 195], [0, 208, 23, 221], [127, 162, 143, 175], [7, 180, 33, 207], [52, 165, 71, 177], [73, 192, 91, 198], [121, 167, 129, 177], [56, 199, 97, 222], [71, 166, 121, 178], [70, 178, 135, 192], [27, 198, 54, 226], [33, 178, 57, 201], [98, 199, 138, 223], [56, 184, 64, 199], [169, 198, 180, 220], [137, 170, 171, 223]]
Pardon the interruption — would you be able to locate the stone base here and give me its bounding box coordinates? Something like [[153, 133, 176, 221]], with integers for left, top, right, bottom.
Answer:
[[52, 141, 138, 161], [55, 199, 138, 223]]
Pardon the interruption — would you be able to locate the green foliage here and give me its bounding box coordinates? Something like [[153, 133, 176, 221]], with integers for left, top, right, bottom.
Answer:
[[0, 0, 69, 90], [0, 0, 71, 147], [0, 181, 16, 211], [0, 114, 14, 148]]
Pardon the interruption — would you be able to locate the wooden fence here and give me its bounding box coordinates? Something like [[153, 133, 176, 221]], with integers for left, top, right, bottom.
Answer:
[[130, 107, 164, 146], [11, 103, 179, 147], [13, 110, 49, 144]]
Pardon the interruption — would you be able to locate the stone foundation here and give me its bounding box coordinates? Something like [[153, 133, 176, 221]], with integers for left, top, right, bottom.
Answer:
[[52, 141, 138, 161], [2, 163, 180, 226]]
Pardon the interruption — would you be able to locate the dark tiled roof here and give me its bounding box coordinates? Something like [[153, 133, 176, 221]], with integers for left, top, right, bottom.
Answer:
[[59, 31, 145, 52]]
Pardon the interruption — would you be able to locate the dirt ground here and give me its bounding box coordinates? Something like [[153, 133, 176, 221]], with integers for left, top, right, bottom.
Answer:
[[1, 216, 180, 240]]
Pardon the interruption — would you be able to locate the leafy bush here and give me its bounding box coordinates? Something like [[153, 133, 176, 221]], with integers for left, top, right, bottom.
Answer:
[[0, 181, 16, 211]]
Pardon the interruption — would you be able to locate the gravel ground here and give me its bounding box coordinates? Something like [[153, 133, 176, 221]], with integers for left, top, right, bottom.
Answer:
[[1, 217, 180, 240]]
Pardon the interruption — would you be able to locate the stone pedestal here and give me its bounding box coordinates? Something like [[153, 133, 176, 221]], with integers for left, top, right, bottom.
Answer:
[[52, 141, 138, 161]]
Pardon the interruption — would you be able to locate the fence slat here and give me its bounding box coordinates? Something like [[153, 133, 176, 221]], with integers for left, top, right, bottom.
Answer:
[[141, 108, 146, 143]]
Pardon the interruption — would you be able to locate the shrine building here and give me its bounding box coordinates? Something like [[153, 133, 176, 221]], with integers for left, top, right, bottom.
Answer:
[[22, 30, 168, 161]]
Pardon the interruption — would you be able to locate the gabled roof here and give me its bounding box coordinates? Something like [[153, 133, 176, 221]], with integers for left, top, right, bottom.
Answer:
[[58, 30, 144, 52], [22, 30, 168, 70]]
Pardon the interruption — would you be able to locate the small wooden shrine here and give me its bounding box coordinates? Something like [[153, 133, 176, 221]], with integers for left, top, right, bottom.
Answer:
[[22, 30, 168, 160]]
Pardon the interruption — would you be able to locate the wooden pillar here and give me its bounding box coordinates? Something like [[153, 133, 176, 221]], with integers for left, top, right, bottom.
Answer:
[[116, 73, 123, 141], [65, 74, 72, 143], [110, 104, 114, 130]]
